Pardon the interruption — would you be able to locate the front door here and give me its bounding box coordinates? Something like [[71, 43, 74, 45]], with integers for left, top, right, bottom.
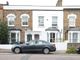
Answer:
[[50, 33, 55, 42], [34, 34, 39, 40], [27, 34, 32, 42]]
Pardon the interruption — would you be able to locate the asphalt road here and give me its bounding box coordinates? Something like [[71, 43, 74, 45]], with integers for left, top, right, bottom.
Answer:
[[0, 53, 80, 60]]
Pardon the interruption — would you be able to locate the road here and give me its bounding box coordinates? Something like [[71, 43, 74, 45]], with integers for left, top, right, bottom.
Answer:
[[0, 53, 80, 60]]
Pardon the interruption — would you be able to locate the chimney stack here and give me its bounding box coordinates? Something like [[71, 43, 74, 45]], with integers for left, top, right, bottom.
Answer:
[[56, 0, 62, 7]]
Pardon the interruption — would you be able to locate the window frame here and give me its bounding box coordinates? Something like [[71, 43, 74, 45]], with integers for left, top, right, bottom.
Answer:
[[38, 16, 44, 27], [68, 14, 77, 27], [20, 14, 30, 26], [6, 14, 16, 26], [52, 16, 58, 27], [72, 33, 78, 43]]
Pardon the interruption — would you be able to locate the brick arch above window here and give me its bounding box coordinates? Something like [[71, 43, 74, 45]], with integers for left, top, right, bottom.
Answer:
[[68, 14, 77, 19], [20, 14, 30, 18], [6, 14, 16, 18]]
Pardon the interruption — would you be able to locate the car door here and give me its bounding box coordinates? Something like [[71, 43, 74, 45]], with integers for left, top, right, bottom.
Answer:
[[34, 41, 44, 51], [22, 41, 35, 52]]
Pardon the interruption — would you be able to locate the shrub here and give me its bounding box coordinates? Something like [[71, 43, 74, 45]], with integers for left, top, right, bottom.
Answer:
[[0, 21, 9, 44], [66, 47, 76, 54]]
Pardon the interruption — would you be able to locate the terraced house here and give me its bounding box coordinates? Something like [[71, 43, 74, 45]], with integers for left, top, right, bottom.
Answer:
[[0, 0, 63, 44], [0, 0, 80, 49]]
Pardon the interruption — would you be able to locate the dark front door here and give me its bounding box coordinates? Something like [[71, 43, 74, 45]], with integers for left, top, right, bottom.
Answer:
[[50, 33, 55, 42], [27, 34, 32, 42], [34, 34, 39, 40]]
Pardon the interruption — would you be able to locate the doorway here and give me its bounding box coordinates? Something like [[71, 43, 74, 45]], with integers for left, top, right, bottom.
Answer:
[[50, 33, 55, 42]]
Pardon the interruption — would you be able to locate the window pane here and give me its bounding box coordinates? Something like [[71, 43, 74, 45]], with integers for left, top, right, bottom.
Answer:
[[23, 22, 28, 25], [9, 21, 14, 25]]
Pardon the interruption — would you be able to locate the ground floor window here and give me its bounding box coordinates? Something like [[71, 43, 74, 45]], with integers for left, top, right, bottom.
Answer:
[[72, 33, 78, 43], [27, 34, 32, 42], [50, 33, 55, 42], [9, 31, 20, 44], [10, 33, 16, 43], [69, 32, 78, 43]]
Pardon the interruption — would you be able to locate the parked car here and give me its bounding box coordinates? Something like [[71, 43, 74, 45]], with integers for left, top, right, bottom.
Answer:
[[11, 40, 56, 54], [76, 47, 80, 54]]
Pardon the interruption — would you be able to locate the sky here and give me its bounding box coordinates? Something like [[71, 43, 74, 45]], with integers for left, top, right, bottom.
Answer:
[[0, 0, 80, 6]]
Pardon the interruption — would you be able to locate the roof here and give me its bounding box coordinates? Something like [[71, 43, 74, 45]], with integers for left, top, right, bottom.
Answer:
[[45, 27, 59, 31], [3, 5, 63, 10]]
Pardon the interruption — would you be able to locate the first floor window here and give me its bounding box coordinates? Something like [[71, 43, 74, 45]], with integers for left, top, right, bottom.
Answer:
[[68, 14, 76, 27], [22, 16, 28, 25], [6, 14, 16, 26], [52, 16, 57, 27], [20, 14, 30, 26], [38, 16, 44, 26]]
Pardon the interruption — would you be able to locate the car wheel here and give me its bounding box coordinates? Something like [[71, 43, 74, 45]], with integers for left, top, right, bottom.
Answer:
[[14, 48, 21, 54], [43, 48, 50, 54]]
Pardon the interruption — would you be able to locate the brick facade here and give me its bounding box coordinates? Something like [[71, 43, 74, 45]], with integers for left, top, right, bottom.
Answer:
[[0, 9, 32, 43], [64, 9, 80, 40]]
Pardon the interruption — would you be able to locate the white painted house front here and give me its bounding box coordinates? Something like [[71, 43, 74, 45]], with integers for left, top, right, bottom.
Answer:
[[26, 8, 63, 43]]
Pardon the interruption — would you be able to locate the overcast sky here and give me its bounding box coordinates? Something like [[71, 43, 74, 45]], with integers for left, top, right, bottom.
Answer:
[[0, 0, 80, 6]]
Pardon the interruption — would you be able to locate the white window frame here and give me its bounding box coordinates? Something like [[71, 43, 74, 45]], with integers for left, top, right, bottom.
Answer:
[[68, 14, 77, 27], [38, 16, 44, 27], [52, 16, 58, 27], [68, 31, 80, 43], [6, 14, 16, 26], [20, 14, 30, 26], [9, 31, 20, 44]]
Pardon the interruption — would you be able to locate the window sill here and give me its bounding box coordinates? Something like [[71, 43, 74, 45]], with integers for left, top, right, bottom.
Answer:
[[8, 25, 15, 27], [22, 25, 29, 27], [38, 26, 44, 28]]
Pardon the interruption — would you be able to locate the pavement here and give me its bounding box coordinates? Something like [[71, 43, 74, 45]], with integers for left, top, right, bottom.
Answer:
[[0, 49, 12, 53]]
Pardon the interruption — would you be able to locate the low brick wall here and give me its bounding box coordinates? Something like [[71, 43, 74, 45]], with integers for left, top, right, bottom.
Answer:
[[0, 44, 13, 49], [67, 43, 80, 49]]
